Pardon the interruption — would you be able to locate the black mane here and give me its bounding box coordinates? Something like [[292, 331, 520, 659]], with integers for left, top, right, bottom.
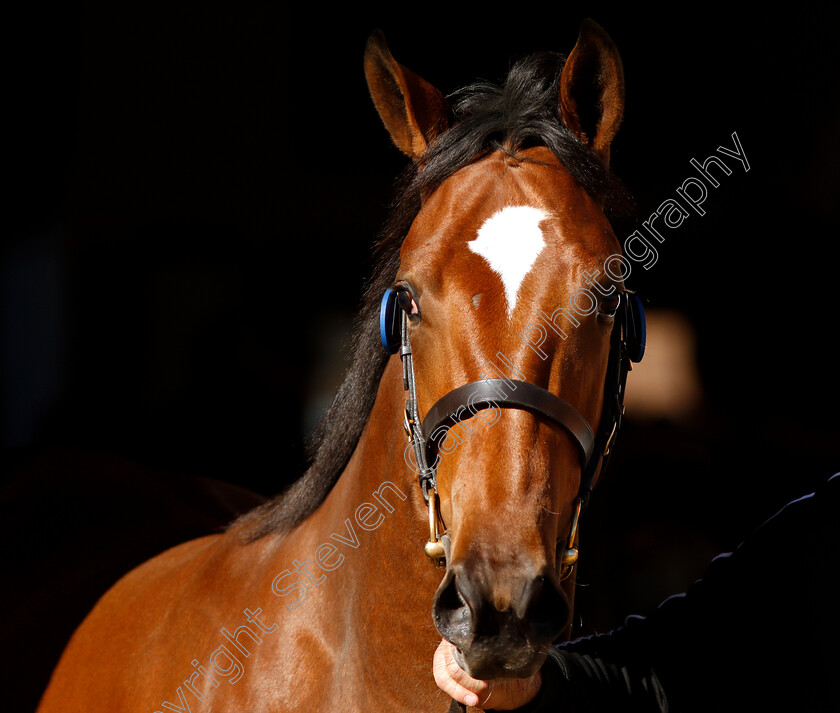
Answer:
[[231, 51, 632, 541]]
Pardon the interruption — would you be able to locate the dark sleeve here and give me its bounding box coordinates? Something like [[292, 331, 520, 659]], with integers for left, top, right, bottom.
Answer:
[[495, 472, 840, 713], [489, 644, 667, 713]]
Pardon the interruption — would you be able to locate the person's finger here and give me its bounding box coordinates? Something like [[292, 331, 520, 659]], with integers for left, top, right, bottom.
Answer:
[[433, 638, 544, 711], [433, 639, 491, 707]]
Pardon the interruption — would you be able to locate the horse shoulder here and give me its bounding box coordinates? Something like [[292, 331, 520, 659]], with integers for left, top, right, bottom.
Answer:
[[37, 532, 250, 712]]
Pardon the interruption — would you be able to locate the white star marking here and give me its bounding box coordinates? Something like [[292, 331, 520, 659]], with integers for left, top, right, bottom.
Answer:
[[468, 205, 548, 316]]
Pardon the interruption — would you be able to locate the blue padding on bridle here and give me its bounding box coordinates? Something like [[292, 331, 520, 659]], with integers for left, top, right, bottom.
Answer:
[[627, 292, 646, 363], [380, 287, 400, 354]]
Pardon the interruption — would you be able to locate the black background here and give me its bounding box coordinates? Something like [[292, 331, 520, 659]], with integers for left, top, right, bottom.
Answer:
[[4, 2, 839, 709]]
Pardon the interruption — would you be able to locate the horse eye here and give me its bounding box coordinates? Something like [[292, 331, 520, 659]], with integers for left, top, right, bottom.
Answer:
[[599, 294, 620, 317], [397, 288, 420, 319]]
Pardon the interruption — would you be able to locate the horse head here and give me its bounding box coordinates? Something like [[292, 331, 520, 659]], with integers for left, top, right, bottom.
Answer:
[[365, 21, 634, 681]]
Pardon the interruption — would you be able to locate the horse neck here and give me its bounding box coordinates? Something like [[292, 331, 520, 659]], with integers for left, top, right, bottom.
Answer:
[[257, 355, 445, 704], [301, 354, 437, 592]]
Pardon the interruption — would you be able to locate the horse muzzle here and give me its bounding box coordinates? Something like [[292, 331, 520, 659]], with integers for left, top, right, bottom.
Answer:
[[431, 560, 569, 679]]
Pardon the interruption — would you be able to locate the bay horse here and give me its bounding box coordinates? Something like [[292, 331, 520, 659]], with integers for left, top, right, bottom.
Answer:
[[37, 19, 642, 712]]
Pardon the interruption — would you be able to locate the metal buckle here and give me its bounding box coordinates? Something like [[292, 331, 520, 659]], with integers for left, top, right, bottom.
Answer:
[[403, 406, 413, 440], [558, 497, 582, 581], [424, 487, 446, 567], [602, 420, 618, 458]]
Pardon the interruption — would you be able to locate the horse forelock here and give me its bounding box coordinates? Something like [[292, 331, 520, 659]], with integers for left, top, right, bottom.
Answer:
[[230, 50, 633, 542]]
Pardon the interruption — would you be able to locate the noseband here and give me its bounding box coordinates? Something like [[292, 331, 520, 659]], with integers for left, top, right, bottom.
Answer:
[[381, 287, 645, 577]]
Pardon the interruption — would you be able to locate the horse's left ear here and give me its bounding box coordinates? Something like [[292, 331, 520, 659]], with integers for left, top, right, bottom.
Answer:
[[559, 19, 625, 165], [364, 30, 450, 159]]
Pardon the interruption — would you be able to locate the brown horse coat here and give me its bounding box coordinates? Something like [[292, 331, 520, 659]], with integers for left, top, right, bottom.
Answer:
[[37, 19, 630, 712]]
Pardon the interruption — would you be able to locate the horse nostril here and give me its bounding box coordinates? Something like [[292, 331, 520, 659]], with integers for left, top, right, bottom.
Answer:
[[433, 564, 569, 649], [437, 569, 466, 612], [432, 564, 571, 679], [432, 567, 476, 644], [522, 573, 570, 641]]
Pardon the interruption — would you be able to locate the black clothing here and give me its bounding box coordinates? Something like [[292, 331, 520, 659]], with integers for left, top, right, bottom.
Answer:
[[503, 473, 840, 712]]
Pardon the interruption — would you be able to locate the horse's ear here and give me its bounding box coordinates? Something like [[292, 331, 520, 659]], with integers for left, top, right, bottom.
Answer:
[[364, 30, 450, 159], [559, 19, 624, 165]]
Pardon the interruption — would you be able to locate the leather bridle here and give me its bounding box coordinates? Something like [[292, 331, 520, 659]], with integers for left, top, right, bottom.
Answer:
[[385, 287, 645, 577]]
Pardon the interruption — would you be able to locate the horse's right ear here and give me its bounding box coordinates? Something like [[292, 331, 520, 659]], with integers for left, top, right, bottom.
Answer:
[[364, 30, 450, 159]]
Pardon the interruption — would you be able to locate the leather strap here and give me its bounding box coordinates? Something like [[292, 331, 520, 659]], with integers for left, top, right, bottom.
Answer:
[[400, 308, 437, 502], [422, 379, 595, 469]]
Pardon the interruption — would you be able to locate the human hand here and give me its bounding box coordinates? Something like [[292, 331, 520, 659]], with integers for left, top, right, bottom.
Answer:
[[432, 639, 542, 710]]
